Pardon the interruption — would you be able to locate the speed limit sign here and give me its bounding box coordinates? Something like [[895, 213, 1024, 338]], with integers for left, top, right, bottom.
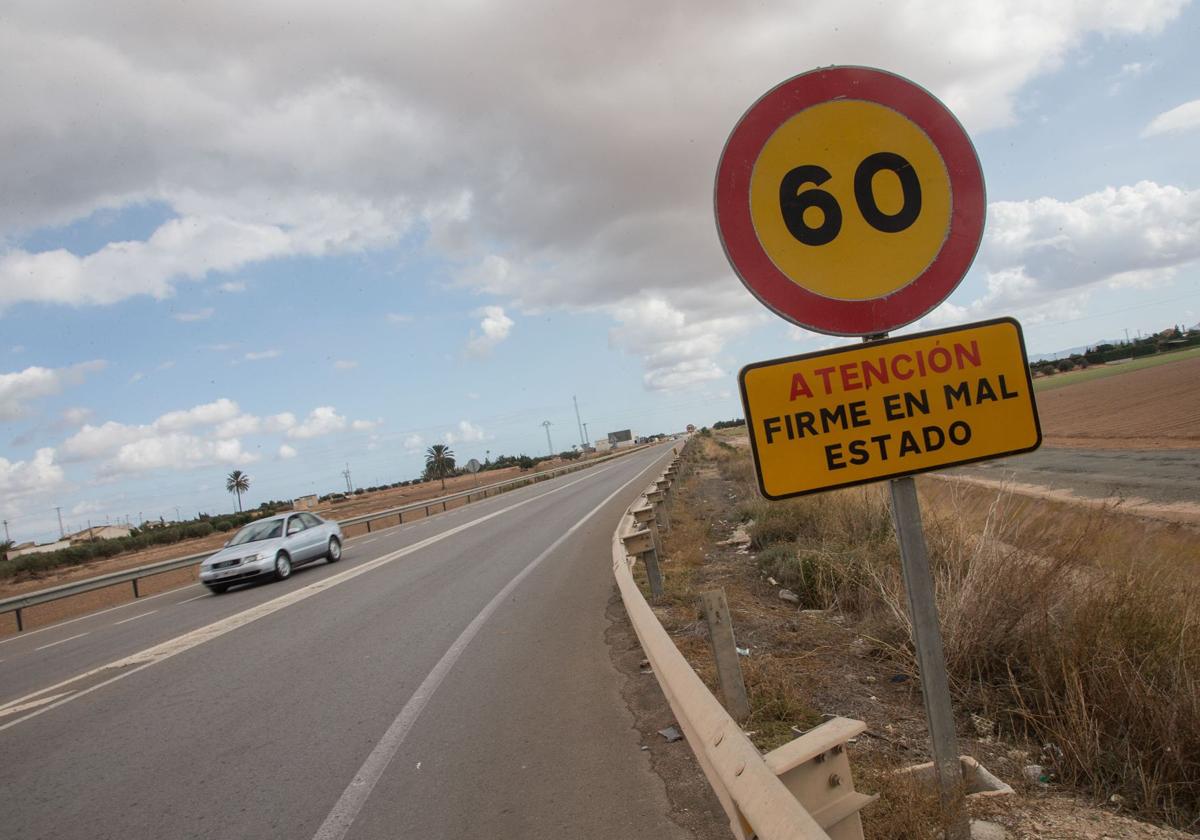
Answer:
[[715, 66, 985, 336]]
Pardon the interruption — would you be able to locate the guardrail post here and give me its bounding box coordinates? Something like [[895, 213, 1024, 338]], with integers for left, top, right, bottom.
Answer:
[[700, 588, 751, 722], [132, 577, 140, 599], [643, 549, 664, 600], [366, 519, 373, 533], [15, 607, 23, 632], [442, 500, 448, 512]]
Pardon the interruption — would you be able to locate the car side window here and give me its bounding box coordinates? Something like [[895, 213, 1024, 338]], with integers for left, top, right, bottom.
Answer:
[[299, 513, 322, 529], [286, 516, 305, 535]]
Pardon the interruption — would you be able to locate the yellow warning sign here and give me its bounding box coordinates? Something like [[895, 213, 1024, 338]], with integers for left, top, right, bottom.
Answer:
[[739, 318, 1041, 499]]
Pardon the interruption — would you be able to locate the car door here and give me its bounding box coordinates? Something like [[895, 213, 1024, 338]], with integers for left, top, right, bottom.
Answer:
[[299, 514, 329, 559], [283, 515, 321, 564]]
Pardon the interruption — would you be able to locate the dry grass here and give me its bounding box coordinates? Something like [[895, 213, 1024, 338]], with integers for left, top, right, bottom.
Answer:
[[678, 435, 1200, 829]]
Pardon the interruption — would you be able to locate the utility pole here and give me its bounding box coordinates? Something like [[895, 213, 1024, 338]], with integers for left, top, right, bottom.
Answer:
[[55, 506, 65, 538], [582, 422, 589, 446], [541, 420, 554, 457], [175, 506, 182, 523], [342, 463, 354, 494], [1124, 328, 1130, 345], [2, 519, 9, 542], [573, 395, 586, 446]]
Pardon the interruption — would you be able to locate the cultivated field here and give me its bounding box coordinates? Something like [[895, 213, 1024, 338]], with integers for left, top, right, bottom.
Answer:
[[1034, 354, 1200, 449]]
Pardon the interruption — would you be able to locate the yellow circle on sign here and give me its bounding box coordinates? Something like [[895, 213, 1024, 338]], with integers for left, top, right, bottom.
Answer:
[[749, 100, 951, 302]]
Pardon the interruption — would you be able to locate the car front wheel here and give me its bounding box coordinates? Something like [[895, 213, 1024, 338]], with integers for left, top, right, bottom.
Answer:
[[327, 537, 342, 563], [273, 552, 292, 581], [206, 583, 229, 594]]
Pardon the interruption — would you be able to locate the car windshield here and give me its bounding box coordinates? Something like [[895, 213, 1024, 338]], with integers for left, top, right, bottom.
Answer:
[[228, 520, 284, 546]]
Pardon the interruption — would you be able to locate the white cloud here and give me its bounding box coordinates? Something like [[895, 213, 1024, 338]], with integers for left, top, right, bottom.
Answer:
[[155, 398, 240, 432], [609, 296, 755, 390], [106, 434, 258, 475], [333, 359, 358, 370], [0, 448, 64, 503], [62, 406, 92, 427], [70, 499, 105, 517], [287, 406, 346, 439], [244, 349, 281, 361], [218, 281, 246, 292], [351, 418, 380, 431], [64, 398, 241, 460], [173, 307, 214, 322], [278, 444, 298, 459], [954, 181, 1200, 320], [200, 343, 234, 352], [265, 412, 297, 433], [1142, 99, 1200, 138], [386, 312, 413, 324], [465, 306, 514, 357], [402, 433, 424, 451], [443, 420, 486, 445], [214, 414, 262, 439], [0, 360, 106, 420], [155, 360, 175, 371], [0, 1, 1186, 380]]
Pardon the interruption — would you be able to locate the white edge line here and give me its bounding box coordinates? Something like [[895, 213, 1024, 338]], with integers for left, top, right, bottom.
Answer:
[[309, 448, 669, 840], [0, 583, 203, 647], [112, 610, 157, 626], [0, 459, 628, 730], [34, 632, 89, 652]]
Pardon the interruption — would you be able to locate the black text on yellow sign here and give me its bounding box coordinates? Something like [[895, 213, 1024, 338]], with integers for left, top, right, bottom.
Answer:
[[738, 318, 1042, 499]]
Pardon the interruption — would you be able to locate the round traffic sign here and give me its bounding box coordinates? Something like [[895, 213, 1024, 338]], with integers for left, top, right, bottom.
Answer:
[[715, 67, 985, 336]]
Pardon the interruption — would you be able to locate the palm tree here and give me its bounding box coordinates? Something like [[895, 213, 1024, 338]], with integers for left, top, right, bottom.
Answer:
[[226, 469, 251, 512], [425, 444, 455, 491]]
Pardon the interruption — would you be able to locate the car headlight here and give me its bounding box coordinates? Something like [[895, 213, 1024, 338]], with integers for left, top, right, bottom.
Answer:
[[254, 551, 273, 562]]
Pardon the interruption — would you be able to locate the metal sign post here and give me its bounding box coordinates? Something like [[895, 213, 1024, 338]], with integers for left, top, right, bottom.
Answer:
[[889, 475, 967, 834]]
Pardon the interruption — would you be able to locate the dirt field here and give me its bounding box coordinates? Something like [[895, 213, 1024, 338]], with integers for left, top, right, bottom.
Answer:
[[1034, 355, 1200, 449]]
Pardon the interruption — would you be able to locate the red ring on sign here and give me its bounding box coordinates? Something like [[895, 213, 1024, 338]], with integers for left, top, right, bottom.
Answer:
[[714, 66, 985, 336]]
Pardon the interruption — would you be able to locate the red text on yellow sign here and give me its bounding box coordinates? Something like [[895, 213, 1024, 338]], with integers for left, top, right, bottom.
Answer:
[[738, 319, 1041, 499]]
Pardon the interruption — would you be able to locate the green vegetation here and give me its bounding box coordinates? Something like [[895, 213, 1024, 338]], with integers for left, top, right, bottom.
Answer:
[[225, 469, 251, 512], [1033, 344, 1200, 392], [423, 444, 456, 490]]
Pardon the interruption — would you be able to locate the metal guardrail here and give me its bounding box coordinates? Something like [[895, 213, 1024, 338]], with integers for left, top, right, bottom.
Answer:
[[612, 445, 874, 840], [0, 444, 654, 632]]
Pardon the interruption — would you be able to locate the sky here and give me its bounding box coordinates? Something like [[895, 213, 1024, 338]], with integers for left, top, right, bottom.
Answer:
[[2, 0, 1198, 543]]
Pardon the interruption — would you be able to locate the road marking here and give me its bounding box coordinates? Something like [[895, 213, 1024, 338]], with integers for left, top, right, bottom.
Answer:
[[34, 632, 89, 652], [0, 584, 203, 647], [0, 691, 74, 719], [0, 460, 628, 731], [113, 610, 157, 626], [310, 452, 668, 840], [176, 594, 209, 605]]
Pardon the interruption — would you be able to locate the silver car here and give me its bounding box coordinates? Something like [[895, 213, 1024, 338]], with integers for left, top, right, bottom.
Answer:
[[199, 512, 343, 594]]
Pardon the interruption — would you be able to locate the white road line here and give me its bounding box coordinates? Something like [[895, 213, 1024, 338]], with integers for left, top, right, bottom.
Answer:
[[0, 691, 74, 719], [0, 583, 203, 647], [112, 610, 157, 626], [175, 594, 209, 605], [0, 461, 625, 731], [34, 632, 89, 652], [310, 454, 666, 840]]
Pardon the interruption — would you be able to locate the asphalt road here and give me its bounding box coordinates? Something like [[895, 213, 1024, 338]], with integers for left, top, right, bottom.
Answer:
[[0, 443, 694, 840], [946, 446, 1200, 508]]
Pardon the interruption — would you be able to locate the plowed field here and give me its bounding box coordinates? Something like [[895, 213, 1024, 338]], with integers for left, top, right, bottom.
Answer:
[[1036, 355, 1200, 449]]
